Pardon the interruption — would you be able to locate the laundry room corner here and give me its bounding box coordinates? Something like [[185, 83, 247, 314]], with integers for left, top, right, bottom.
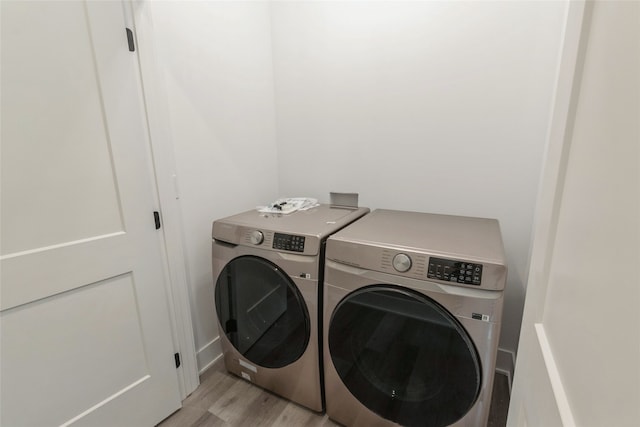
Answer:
[[270, 0, 569, 381], [134, 0, 571, 387], [3, 0, 636, 425]]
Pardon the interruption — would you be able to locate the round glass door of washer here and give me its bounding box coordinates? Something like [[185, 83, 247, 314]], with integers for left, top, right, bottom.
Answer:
[[328, 286, 481, 427], [215, 256, 310, 368]]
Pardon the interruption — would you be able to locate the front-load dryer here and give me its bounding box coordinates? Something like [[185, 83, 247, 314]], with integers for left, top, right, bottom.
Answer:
[[212, 205, 369, 412], [323, 209, 507, 426]]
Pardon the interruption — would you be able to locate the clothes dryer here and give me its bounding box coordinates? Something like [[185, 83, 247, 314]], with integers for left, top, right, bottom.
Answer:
[[212, 205, 369, 412], [323, 209, 507, 426]]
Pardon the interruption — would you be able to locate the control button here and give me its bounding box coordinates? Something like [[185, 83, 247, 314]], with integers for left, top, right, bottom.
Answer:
[[250, 230, 264, 245], [392, 253, 412, 273]]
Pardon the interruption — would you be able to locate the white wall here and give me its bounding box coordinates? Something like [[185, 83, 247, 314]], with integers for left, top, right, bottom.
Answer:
[[271, 1, 567, 364], [148, 1, 278, 370], [147, 0, 569, 374]]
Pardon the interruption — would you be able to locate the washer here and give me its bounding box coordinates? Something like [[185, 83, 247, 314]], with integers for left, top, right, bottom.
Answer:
[[323, 209, 507, 427], [212, 205, 369, 412]]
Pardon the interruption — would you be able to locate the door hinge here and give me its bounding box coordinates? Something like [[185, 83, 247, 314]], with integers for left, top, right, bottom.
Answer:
[[153, 211, 161, 230], [125, 27, 135, 52], [174, 352, 181, 369]]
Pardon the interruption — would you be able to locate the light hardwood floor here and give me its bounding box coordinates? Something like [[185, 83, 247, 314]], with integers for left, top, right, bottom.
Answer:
[[158, 359, 510, 427]]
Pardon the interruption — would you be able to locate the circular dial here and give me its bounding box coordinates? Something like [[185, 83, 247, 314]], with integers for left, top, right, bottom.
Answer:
[[393, 253, 412, 272], [250, 230, 264, 245]]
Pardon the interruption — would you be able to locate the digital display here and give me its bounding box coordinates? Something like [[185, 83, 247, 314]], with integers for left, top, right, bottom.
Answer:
[[428, 257, 482, 286], [272, 233, 305, 253]]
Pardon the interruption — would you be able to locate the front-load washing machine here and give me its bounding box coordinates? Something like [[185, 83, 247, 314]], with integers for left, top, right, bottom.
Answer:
[[323, 209, 507, 427], [212, 205, 369, 412]]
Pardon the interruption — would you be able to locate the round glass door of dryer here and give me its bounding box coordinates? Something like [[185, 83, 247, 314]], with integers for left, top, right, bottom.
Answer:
[[328, 286, 481, 427], [215, 256, 310, 368]]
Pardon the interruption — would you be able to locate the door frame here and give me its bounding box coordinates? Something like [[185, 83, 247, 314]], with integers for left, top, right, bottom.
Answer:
[[123, 0, 200, 399], [507, 1, 590, 425]]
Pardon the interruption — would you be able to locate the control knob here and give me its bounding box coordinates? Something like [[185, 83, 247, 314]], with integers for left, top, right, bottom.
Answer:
[[393, 253, 412, 272], [250, 230, 264, 245]]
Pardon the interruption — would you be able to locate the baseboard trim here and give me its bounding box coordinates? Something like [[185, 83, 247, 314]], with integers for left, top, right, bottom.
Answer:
[[196, 336, 222, 375], [495, 347, 516, 394], [535, 323, 576, 426]]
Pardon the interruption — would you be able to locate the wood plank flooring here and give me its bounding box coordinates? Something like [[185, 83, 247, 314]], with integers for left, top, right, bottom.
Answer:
[[158, 359, 510, 427]]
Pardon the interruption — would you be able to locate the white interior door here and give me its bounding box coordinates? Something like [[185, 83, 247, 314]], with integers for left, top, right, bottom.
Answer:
[[1, 1, 181, 425], [507, 1, 640, 426]]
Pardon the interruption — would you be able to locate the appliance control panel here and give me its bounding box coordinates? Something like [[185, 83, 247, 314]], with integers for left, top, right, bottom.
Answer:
[[273, 233, 305, 253], [428, 257, 483, 286]]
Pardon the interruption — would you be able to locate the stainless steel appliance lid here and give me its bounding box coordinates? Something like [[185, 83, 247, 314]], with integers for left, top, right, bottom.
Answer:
[[329, 209, 506, 264]]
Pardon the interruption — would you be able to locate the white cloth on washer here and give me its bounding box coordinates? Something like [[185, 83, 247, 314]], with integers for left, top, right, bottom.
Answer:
[[257, 198, 319, 214]]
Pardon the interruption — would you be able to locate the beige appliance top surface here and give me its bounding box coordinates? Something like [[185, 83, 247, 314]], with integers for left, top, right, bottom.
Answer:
[[212, 205, 370, 240], [329, 209, 506, 264]]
